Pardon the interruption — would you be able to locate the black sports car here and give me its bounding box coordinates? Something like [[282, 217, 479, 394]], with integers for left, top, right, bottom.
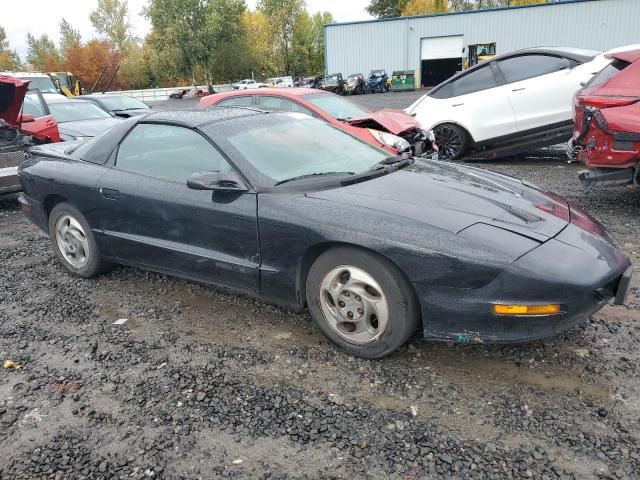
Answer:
[[18, 108, 632, 358]]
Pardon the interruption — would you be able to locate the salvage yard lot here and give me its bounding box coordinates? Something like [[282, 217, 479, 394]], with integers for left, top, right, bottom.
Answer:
[[1, 92, 640, 479]]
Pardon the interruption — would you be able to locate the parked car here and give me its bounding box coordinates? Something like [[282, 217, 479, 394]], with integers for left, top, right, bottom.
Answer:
[[319, 74, 345, 94], [0, 75, 60, 194], [568, 49, 640, 187], [183, 89, 209, 98], [18, 108, 631, 358], [296, 76, 322, 88], [169, 89, 189, 99], [344, 74, 366, 95], [406, 46, 631, 160], [200, 88, 437, 157], [0, 71, 66, 100], [266, 76, 294, 88], [232, 79, 265, 90], [75, 94, 151, 118], [368, 70, 390, 93], [45, 96, 123, 141]]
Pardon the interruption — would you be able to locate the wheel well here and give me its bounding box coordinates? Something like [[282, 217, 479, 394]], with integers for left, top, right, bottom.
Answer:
[[295, 242, 423, 326], [43, 195, 68, 222]]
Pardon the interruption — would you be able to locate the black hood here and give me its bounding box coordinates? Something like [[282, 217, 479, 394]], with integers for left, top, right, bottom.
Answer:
[[306, 160, 568, 242]]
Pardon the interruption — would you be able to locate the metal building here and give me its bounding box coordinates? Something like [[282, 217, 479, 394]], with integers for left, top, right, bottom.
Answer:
[[324, 0, 639, 88]]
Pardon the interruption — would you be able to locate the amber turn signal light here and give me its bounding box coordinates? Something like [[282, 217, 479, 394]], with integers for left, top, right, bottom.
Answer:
[[493, 304, 561, 316]]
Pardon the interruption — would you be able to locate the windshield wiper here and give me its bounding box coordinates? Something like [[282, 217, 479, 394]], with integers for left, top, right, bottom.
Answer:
[[368, 156, 411, 171], [274, 171, 354, 186]]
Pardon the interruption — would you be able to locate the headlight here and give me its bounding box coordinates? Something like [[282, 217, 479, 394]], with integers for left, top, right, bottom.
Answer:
[[368, 129, 411, 152]]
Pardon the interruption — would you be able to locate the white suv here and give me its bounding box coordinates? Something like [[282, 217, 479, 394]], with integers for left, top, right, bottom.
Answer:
[[406, 47, 625, 159], [232, 79, 265, 90]]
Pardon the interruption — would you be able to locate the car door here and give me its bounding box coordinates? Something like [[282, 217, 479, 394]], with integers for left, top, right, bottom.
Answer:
[[496, 54, 581, 132], [96, 122, 260, 291], [21, 91, 60, 142], [430, 63, 517, 142]]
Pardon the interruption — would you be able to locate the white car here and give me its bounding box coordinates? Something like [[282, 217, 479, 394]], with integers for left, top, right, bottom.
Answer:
[[232, 79, 265, 90], [406, 46, 633, 159]]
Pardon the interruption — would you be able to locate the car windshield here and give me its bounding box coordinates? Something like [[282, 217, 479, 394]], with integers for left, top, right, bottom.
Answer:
[[326, 75, 339, 82], [22, 76, 58, 94], [347, 75, 359, 82], [98, 96, 149, 111], [223, 114, 389, 184], [304, 93, 370, 120], [370, 71, 384, 77], [49, 101, 112, 122]]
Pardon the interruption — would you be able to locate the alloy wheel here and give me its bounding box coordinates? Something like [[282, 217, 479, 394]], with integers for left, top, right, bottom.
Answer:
[[55, 214, 90, 269], [319, 265, 389, 344], [434, 125, 464, 159]]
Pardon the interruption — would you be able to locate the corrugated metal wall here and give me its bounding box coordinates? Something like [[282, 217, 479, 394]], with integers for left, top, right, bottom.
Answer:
[[325, 0, 639, 77]]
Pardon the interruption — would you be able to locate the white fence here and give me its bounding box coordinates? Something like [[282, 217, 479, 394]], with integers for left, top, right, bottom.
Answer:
[[104, 84, 234, 102]]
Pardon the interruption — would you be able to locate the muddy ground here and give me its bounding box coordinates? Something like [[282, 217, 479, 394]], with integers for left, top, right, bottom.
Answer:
[[1, 93, 640, 479]]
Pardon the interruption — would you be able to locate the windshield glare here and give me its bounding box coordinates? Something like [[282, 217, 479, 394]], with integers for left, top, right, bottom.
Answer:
[[225, 115, 388, 183], [99, 96, 149, 111], [23, 76, 58, 94], [49, 102, 112, 122], [304, 94, 370, 120]]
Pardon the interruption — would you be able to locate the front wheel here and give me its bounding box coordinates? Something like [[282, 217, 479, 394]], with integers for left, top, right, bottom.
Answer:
[[306, 247, 419, 359], [48, 203, 110, 278], [433, 123, 469, 160]]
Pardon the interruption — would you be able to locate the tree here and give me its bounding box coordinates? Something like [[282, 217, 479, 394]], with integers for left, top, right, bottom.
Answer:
[[0, 26, 21, 70], [206, 0, 249, 82], [26, 33, 61, 71], [308, 12, 333, 75], [242, 11, 276, 78], [366, 0, 409, 18], [402, 0, 449, 15], [90, 0, 131, 52], [59, 18, 82, 58], [258, 0, 305, 75], [64, 39, 113, 91]]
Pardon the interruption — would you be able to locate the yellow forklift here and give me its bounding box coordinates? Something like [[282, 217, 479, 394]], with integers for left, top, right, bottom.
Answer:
[[48, 72, 82, 97], [464, 43, 497, 69]]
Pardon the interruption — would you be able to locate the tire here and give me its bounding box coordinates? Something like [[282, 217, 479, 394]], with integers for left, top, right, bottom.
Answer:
[[433, 123, 470, 160], [48, 202, 110, 278], [306, 246, 419, 359]]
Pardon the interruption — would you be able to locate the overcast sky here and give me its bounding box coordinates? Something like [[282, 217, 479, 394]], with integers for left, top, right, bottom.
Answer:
[[5, 0, 372, 60]]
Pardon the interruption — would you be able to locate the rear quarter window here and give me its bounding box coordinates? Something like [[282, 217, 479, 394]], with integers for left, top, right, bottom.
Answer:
[[587, 59, 630, 88]]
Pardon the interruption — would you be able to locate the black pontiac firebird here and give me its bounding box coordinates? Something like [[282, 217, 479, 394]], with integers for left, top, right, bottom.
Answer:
[[18, 108, 631, 358]]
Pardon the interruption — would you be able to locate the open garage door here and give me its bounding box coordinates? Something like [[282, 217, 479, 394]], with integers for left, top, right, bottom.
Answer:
[[421, 36, 463, 88]]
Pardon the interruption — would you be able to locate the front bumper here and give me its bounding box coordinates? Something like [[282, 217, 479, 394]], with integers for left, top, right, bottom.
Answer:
[[416, 223, 632, 344]]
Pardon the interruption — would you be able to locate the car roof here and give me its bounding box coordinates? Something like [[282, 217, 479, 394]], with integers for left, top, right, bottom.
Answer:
[[46, 95, 91, 104], [608, 48, 640, 63], [0, 71, 51, 78], [142, 107, 267, 128], [207, 88, 327, 101]]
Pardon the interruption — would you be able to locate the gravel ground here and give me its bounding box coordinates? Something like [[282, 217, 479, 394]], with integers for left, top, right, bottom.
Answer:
[[1, 92, 640, 480]]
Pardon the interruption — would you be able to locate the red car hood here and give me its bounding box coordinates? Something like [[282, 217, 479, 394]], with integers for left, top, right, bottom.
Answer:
[[0, 75, 28, 127], [347, 108, 420, 135]]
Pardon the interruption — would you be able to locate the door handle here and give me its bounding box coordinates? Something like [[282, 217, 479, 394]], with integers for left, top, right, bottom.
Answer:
[[452, 103, 464, 107], [100, 188, 119, 200], [512, 87, 526, 92]]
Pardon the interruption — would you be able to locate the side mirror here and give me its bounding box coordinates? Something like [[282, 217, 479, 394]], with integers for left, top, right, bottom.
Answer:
[[187, 170, 248, 192], [19, 113, 35, 123]]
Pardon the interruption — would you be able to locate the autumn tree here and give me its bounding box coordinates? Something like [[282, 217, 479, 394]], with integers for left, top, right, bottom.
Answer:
[[26, 33, 61, 71], [206, 0, 249, 82], [242, 11, 276, 78], [64, 39, 113, 92], [90, 0, 132, 52], [0, 26, 21, 70], [309, 12, 333, 75], [402, 0, 449, 15]]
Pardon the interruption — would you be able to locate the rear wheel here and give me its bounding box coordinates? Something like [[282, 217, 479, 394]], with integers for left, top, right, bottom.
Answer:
[[306, 247, 419, 359], [434, 123, 469, 160], [48, 203, 110, 278]]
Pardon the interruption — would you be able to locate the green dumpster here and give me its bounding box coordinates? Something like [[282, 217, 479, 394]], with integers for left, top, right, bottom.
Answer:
[[391, 70, 415, 91]]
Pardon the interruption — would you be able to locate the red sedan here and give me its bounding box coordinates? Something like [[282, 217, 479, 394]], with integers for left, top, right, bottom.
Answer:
[[199, 88, 436, 157], [570, 49, 640, 187]]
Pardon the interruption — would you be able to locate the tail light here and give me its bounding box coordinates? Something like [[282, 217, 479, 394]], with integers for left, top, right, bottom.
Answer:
[[534, 191, 570, 222], [580, 96, 639, 110]]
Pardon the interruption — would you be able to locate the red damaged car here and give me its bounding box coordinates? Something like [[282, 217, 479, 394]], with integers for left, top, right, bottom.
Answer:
[[569, 49, 640, 187], [1, 74, 60, 194], [199, 88, 437, 157]]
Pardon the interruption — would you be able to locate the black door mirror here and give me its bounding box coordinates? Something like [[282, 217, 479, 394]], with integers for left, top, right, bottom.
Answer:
[[187, 170, 248, 192]]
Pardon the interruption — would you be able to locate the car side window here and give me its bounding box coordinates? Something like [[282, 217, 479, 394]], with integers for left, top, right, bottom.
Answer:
[[218, 96, 254, 107], [116, 124, 231, 182], [259, 96, 312, 115], [21, 96, 47, 118], [450, 66, 498, 97], [497, 55, 568, 84]]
